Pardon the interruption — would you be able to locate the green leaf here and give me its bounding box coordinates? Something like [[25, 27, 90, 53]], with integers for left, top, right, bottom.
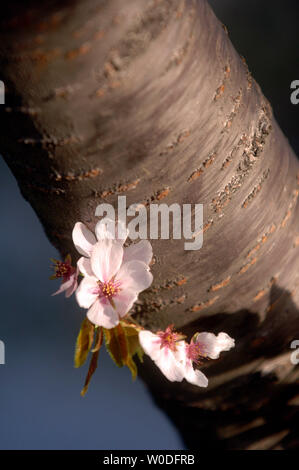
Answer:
[[81, 328, 103, 397], [74, 318, 95, 368], [126, 355, 137, 380], [103, 322, 143, 380], [91, 326, 103, 352], [103, 325, 126, 368], [121, 322, 144, 364]]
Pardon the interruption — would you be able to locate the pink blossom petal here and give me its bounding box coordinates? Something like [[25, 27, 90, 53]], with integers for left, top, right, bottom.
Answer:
[[184, 362, 208, 387], [65, 282, 77, 298], [139, 331, 185, 382], [122, 240, 153, 266], [195, 332, 235, 359], [173, 341, 209, 387], [75, 276, 98, 308], [155, 348, 185, 382], [115, 260, 153, 293], [77, 257, 94, 277], [139, 331, 162, 361], [52, 275, 74, 297], [65, 271, 79, 298], [87, 298, 119, 328], [95, 218, 128, 244], [113, 289, 138, 317], [72, 222, 96, 257], [52, 269, 79, 297], [91, 239, 124, 283], [174, 341, 187, 362]]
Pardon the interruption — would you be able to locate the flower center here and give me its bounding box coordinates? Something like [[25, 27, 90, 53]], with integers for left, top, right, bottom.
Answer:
[[98, 279, 121, 300], [157, 326, 180, 351], [53, 260, 72, 279], [186, 341, 206, 364]]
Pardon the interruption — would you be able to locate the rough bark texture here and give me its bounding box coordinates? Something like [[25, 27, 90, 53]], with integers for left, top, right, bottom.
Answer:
[[0, 0, 298, 449]]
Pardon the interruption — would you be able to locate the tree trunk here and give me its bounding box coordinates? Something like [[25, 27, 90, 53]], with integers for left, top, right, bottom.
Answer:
[[0, 0, 298, 449]]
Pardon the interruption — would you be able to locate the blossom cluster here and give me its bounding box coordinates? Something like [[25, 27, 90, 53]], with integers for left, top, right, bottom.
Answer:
[[51, 219, 235, 394]]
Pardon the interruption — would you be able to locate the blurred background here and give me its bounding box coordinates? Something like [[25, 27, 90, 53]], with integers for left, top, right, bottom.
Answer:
[[0, 0, 298, 450], [209, 0, 299, 156]]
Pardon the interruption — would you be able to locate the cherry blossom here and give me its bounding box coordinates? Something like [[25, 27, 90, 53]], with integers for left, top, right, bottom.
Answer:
[[50, 218, 238, 393], [139, 327, 235, 387], [75, 236, 153, 328], [176, 332, 235, 387], [51, 255, 78, 298], [139, 326, 186, 382], [72, 219, 128, 258], [73, 219, 153, 272]]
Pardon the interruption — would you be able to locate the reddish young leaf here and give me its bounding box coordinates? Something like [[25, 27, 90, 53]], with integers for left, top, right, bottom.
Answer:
[[103, 322, 142, 380], [81, 328, 103, 397], [74, 317, 95, 368]]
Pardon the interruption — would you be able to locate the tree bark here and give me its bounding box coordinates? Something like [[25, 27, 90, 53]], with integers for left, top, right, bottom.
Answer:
[[0, 0, 298, 449]]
